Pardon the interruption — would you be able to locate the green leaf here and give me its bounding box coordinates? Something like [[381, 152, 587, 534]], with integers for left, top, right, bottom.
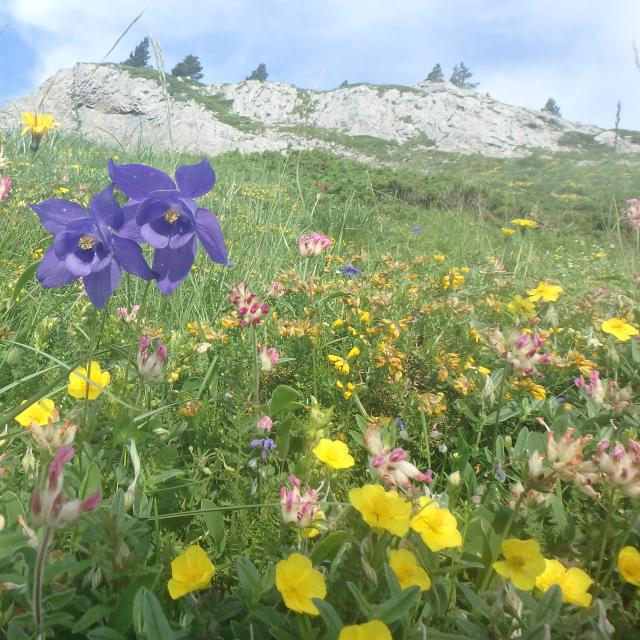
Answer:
[[7, 621, 31, 640], [457, 582, 490, 619], [133, 587, 175, 640], [87, 629, 127, 640], [314, 599, 343, 635], [0, 492, 25, 528], [531, 584, 562, 626], [109, 570, 160, 634], [73, 605, 112, 633], [201, 499, 226, 552], [269, 628, 298, 640], [310, 531, 347, 565], [148, 469, 184, 484], [376, 585, 421, 624], [346, 582, 374, 618], [236, 556, 262, 600], [384, 564, 402, 597], [10, 261, 39, 305], [81, 462, 102, 500], [268, 385, 303, 416]]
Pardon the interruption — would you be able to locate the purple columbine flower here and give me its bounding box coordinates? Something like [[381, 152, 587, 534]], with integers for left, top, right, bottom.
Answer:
[[108, 157, 229, 295], [250, 437, 276, 461], [341, 264, 362, 277], [32, 186, 154, 308]]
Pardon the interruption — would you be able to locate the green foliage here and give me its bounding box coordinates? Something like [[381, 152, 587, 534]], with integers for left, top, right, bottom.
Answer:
[[542, 97, 561, 117], [171, 54, 204, 81], [122, 37, 151, 68], [449, 62, 479, 89], [426, 63, 444, 82], [246, 63, 269, 82]]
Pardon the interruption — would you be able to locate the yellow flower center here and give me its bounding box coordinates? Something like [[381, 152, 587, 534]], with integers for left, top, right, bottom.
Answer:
[[511, 555, 525, 569], [164, 208, 180, 224], [79, 234, 96, 250]]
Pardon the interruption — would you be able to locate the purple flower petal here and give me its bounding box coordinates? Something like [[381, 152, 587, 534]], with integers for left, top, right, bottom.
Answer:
[[152, 237, 197, 295], [118, 204, 144, 242], [30, 200, 85, 235], [195, 208, 228, 265], [87, 185, 124, 230], [108, 159, 175, 199], [136, 197, 173, 226], [83, 261, 121, 309], [36, 245, 77, 287], [112, 236, 155, 280], [175, 158, 216, 198], [64, 250, 94, 277]]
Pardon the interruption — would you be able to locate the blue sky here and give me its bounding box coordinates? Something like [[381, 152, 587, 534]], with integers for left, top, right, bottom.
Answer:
[[1, 0, 640, 129]]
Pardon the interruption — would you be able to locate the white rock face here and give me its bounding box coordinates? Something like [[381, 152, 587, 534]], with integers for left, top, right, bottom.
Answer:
[[1, 63, 638, 159]]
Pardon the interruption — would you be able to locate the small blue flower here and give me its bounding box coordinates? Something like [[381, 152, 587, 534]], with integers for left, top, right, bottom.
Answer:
[[250, 437, 277, 461], [412, 225, 421, 236], [341, 264, 362, 277]]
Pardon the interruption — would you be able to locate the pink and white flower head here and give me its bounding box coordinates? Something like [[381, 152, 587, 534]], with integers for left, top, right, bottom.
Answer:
[[487, 328, 552, 377], [29, 409, 77, 453], [259, 346, 279, 372], [298, 232, 331, 257], [269, 281, 285, 298], [228, 282, 269, 328], [625, 199, 640, 232], [31, 447, 101, 529], [116, 305, 140, 323], [137, 337, 168, 384], [364, 424, 432, 492], [279, 474, 321, 529], [584, 439, 640, 498], [0, 176, 11, 201], [256, 415, 273, 432], [575, 371, 632, 412]]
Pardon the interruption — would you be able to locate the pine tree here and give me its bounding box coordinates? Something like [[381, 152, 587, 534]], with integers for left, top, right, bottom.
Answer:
[[171, 55, 204, 81], [246, 64, 268, 82], [123, 37, 150, 68], [426, 64, 444, 82], [449, 62, 478, 89], [542, 98, 561, 117], [339, 80, 349, 89]]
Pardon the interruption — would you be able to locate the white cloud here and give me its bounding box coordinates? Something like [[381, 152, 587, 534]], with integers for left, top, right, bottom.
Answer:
[[4, 0, 640, 127]]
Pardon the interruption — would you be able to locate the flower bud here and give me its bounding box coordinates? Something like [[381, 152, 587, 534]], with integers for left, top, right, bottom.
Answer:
[[447, 471, 461, 487], [137, 337, 168, 384]]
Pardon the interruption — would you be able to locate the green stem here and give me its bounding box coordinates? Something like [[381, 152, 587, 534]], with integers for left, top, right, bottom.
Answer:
[[33, 527, 53, 633], [311, 339, 318, 399], [488, 363, 509, 449], [351, 392, 370, 419], [595, 490, 616, 579], [251, 325, 260, 404], [418, 409, 431, 469], [479, 486, 527, 592], [122, 281, 152, 395]]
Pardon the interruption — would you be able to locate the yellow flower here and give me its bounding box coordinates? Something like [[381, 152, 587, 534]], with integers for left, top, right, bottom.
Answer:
[[433, 254, 445, 262], [15, 398, 55, 428], [410, 497, 462, 552], [167, 545, 215, 600], [535, 558, 592, 607], [527, 282, 563, 302], [388, 549, 431, 591], [618, 546, 640, 587], [339, 620, 392, 640], [501, 227, 516, 236], [507, 295, 536, 319], [601, 317, 639, 342], [312, 438, 355, 469], [67, 361, 110, 400], [275, 553, 326, 615], [349, 484, 411, 537], [21, 112, 59, 136], [511, 218, 538, 229], [327, 354, 350, 375], [493, 538, 545, 590], [347, 346, 360, 359], [301, 510, 325, 539]]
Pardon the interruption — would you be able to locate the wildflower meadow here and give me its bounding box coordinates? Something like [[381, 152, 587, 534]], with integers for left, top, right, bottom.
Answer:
[[1, 112, 640, 639]]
